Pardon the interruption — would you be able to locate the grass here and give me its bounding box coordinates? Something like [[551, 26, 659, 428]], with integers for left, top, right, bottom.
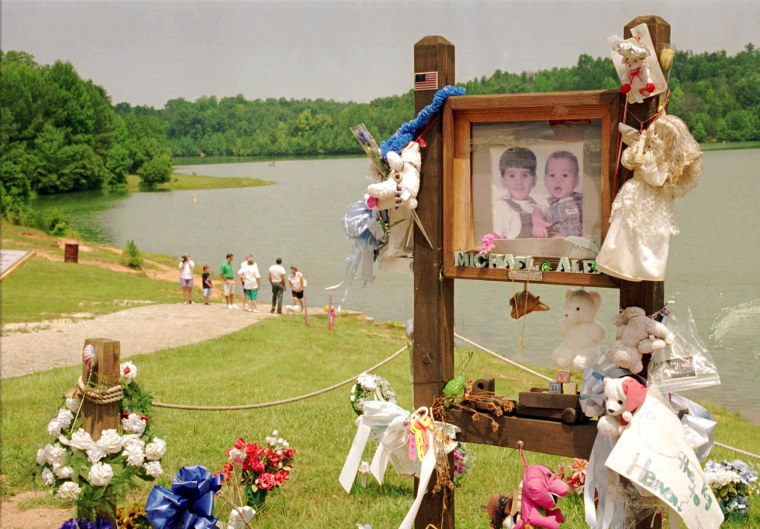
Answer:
[[125, 172, 273, 192], [2, 315, 758, 529], [700, 141, 760, 151]]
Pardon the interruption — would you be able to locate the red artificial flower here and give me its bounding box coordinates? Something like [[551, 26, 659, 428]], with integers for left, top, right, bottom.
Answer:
[[273, 470, 289, 486], [234, 438, 246, 450], [266, 449, 283, 466], [245, 443, 265, 459], [215, 462, 233, 483], [282, 448, 296, 460], [250, 459, 265, 473], [257, 472, 276, 490]]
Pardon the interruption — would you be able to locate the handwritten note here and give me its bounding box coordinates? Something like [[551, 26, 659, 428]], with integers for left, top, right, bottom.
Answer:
[[606, 390, 723, 529]]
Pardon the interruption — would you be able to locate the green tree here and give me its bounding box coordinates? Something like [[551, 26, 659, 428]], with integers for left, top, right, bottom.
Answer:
[[137, 154, 172, 188]]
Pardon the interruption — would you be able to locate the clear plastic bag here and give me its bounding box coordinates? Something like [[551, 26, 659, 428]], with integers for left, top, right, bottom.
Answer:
[[647, 304, 720, 393]]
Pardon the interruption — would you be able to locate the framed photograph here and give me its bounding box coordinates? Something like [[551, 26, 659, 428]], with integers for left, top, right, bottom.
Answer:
[[442, 91, 620, 287]]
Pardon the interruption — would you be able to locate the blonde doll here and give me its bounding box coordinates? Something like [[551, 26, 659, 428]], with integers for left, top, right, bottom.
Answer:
[[596, 114, 702, 281]]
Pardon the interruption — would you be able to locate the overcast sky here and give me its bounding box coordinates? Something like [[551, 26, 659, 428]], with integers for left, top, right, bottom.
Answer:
[[3, 0, 759, 108]]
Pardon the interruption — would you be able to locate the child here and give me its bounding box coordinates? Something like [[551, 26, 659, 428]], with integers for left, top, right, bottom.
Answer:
[[201, 265, 212, 305], [492, 147, 538, 239], [532, 151, 583, 238]]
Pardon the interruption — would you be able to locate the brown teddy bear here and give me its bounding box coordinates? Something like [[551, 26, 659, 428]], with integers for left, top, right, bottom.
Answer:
[[604, 306, 673, 374]]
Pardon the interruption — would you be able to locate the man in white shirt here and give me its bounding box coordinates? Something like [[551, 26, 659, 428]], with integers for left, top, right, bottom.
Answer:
[[268, 257, 287, 314]]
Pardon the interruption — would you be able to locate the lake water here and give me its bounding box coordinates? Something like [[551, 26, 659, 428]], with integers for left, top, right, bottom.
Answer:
[[38, 150, 760, 423]]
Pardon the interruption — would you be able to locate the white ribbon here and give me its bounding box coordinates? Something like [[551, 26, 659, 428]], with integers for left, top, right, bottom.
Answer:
[[584, 434, 625, 529], [398, 443, 438, 529], [339, 402, 408, 493]]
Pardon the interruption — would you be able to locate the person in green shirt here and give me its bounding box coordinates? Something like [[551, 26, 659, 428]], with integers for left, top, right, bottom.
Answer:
[[220, 253, 237, 309]]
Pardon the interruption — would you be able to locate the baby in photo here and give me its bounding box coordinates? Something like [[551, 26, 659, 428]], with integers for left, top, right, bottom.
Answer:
[[532, 151, 583, 238], [492, 147, 538, 239]]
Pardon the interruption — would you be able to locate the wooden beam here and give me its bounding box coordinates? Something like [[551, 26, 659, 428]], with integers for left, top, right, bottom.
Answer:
[[413, 35, 455, 529], [81, 338, 122, 441], [444, 410, 598, 459]]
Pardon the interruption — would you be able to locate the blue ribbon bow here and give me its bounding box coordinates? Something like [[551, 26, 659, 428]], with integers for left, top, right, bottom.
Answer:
[[145, 465, 223, 529]]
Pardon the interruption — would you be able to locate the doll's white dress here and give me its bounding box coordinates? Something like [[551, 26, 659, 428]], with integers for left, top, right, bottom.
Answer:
[[595, 154, 678, 282]]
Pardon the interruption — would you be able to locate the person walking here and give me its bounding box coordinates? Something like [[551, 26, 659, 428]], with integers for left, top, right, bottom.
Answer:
[[268, 257, 287, 314], [238, 255, 261, 312], [288, 265, 306, 312], [220, 253, 238, 309], [178, 253, 195, 304]]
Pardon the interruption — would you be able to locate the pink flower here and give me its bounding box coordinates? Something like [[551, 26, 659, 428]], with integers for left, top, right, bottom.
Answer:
[[257, 472, 276, 490], [479, 233, 495, 255], [366, 196, 379, 210]]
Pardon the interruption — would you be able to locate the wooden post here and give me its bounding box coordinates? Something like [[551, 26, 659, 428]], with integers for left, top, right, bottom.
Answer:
[[619, 15, 670, 370], [413, 36, 456, 529], [81, 338, 122, 441], [619, 16, 670, 529]]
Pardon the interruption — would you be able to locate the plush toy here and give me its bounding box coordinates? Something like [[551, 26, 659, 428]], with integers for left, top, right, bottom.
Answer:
[[596, 377, 648, 438], [366, 141, 422, 273], [595, 115, 703, 281], [613, 37, 656, 103], [552, 289, 606, 370], [487, 492, 517, 529], [604, 307, 674, 374], [509, 289, 550, 320], [515, 465, 569, 529]]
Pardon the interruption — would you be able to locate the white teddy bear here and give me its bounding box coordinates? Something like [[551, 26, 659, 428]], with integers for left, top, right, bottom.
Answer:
[[553, 289, 607, 370], [596, 377, 648, 438], [604, 306, 674, 374]]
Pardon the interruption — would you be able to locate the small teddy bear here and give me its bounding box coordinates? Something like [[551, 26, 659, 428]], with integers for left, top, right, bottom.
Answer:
[[604, 307, 674, 374], [553, 289, 607, 370], [613, 36, 656, 104], [596, 377, 648, 438]]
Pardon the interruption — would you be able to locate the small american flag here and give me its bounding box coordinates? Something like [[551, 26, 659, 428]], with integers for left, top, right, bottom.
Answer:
[[414, 71, 438, 91]]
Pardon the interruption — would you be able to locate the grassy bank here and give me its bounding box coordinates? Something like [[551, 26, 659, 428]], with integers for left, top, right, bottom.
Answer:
[[700, 140, 760, 151], [125, 172, 273, 192], [2, 316, 758, 528]]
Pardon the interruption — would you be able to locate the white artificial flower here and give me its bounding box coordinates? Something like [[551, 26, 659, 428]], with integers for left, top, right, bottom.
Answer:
[[97, 429, 123, 454], [144, 461, 163, 479], [357, 373, 378, 391], [123, 437, 145, 451], [123, 443, 145, 467], [41, 467, 55, 487], [65, 397, 81, 413], [88, 462, 114, 487], [228, 505, 256, 529], [58, 481, 81, 502], [145, 438, 166, 461], [36, 448, 47, 466], [227, 448, 245, 462], [122, 413, 146, 435], [44, 444, 67, 467], [66, 429, 94, 451], [120, 361, 137, 384], [56, 409, 74, 429], [47, 418, 64, 437], [86, 445, 106, 464], [54, 465, 74, 479]]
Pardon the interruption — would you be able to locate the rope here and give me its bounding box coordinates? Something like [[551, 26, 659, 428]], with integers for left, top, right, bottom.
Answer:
[[453, 332, 553, 383], [152, 345, 408, 411], [714, 441, 760, 462], [76, 376, 123, 404]]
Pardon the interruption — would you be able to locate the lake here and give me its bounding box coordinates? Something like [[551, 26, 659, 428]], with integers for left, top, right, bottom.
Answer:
[[37, 150, 760, 423]]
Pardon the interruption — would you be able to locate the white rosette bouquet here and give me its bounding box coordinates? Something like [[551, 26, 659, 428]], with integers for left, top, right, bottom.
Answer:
[[349, 373, 397, 416], [34, 361, 165, 524]]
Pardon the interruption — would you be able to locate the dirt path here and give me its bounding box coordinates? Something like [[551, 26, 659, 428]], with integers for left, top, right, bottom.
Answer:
[[1, 302, 278, 379]]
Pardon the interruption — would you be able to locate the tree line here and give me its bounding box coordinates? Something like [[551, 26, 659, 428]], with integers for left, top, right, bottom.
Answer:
[[2, 45, 758, 208]]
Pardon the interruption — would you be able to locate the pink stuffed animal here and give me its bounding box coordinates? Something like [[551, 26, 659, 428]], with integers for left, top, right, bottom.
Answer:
[[514, 465, 569, 529], [596, 377, 648, 438], [604, 307, 673, 374]]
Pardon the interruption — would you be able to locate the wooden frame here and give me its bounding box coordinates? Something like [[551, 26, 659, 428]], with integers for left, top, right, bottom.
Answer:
[[442, 91, 620, 288]]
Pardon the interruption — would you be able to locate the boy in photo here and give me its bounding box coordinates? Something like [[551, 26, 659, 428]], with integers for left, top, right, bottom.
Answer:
[[492, 147, 538, 239], [532, 150, 583, 238]]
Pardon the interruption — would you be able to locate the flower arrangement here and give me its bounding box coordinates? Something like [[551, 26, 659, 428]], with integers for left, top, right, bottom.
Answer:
[[115, 502, 151, 529], [36, 362, 165, 525], [218, 431, 296, 515], [558, 458, 588, 495], [349, 373, 397, 415], [704, 459, 758, 519]]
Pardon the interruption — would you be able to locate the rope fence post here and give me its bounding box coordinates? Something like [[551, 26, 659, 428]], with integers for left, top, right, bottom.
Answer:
[[80, 338, 122, 441]]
